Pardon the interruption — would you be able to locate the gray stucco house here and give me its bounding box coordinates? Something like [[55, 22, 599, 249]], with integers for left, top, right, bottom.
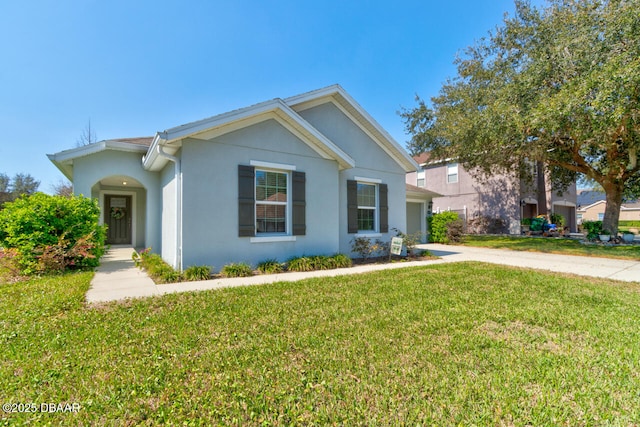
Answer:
[[49, 85, 433, 270]]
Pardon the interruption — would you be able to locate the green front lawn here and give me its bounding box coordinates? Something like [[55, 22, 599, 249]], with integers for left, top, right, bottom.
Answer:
[[2, 264, 640, 425], [460, 235, 640, 260]]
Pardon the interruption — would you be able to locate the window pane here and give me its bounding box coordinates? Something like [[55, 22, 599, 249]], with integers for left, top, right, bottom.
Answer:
[[357, 208, 375, 231], [256, 204, 286, 233], [256, 171, 287, 201], [357, 183, 376, 207]]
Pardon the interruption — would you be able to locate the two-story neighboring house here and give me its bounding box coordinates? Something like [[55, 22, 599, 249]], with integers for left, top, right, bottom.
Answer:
[[406, 153, 578, 234]]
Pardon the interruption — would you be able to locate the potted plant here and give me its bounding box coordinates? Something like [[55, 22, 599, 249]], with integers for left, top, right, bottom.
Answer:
[[599, 230, 611, 242], [622, 230, 636, 243]]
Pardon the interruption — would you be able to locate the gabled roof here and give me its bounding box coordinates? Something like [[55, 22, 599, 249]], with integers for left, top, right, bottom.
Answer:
[[49, 85, 418, 178], [47, 137, 153, 180], [142, 96, 356, 171], [577, 190, 606, 207], [286, 85, 418, 172]]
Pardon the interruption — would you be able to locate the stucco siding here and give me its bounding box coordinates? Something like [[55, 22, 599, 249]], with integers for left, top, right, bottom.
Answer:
[[297, 102, 404, 175], [72, 150, 160, 249], [161, 163, 177, 268], [179, 119, 340, 270]]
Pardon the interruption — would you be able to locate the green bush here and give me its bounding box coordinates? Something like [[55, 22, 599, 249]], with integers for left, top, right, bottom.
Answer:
[[134, 249, 184, 283], [550, 213, 565, 228], [581, 221, 603, 240], [331, 253, 353, 268], [184, 265, 212, 281], [257, 259, 284, 274], [428, 212, 460, 243], [288, 254, 353, 272], [287, 256, 315, 272], [220, 262, 253, 278], [0, 193, 106, 274]]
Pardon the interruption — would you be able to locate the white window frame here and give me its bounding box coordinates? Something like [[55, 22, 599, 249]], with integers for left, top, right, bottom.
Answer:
[[355, 177, 379, 235], [254, 168, 291, 237], [447, 163, 458, 184], [416, 171, 426, 187]]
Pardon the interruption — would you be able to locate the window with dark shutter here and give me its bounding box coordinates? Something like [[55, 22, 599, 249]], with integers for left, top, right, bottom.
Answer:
[[347, 180, 358, 233], [238, 165, 255, 237], [379, 183, 388, 233], [292, 171, 306, 236]]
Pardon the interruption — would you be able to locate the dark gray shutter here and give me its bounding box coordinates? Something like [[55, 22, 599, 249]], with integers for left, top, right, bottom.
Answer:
[[292, 171, 306, 236], [347, 180, 358, 233], [379, 183, 388, 233], [238, 165, 255, 237]]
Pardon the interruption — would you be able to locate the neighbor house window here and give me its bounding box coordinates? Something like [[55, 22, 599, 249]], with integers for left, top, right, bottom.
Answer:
[[416, 171, 425, 187], [357, 183, 377, 232], [255, 170, 288, 233], [447, 163, 458, 184], [598, 213, 604, 221]]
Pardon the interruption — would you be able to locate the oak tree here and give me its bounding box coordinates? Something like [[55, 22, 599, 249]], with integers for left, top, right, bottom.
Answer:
[[402, 0, 640, 233]]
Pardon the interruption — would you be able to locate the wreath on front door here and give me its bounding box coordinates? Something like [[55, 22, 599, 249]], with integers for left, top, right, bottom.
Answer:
[[110, 207, 126, 220]]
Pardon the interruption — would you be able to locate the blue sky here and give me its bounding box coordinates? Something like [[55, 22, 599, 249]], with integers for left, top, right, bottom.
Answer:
[[1, 0, 530, 192]]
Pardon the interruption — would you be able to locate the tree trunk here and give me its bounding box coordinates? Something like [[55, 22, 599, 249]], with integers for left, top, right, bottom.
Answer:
[[601, 182, 623, 235], [536, 162, 548, 216]]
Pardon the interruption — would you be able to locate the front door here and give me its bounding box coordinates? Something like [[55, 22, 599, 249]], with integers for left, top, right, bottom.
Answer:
[[105, 195, 132, 245]]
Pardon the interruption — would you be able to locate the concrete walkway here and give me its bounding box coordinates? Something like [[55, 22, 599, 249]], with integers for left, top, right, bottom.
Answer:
[[87, 244, 640, 304]]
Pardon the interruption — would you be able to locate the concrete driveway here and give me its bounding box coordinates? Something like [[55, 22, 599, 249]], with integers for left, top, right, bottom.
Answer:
[[422, 243, 640, 283]]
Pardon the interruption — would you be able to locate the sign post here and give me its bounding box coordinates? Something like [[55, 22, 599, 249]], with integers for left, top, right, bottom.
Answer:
[[390, 236, 403, 261]]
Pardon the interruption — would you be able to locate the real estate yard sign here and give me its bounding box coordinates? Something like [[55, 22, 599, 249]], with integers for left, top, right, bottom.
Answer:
[[390, 237, 403, 256]]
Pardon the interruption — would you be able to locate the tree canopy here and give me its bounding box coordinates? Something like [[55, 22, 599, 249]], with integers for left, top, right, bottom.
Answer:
[[0, 172, 40, 208], [402, 0, 640, 233]]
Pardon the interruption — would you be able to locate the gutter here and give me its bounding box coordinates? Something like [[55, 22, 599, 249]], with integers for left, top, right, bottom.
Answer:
[[156, 144, 182, 271]]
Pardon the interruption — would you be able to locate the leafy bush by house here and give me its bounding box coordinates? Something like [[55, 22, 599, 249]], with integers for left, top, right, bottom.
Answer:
[[257, 259, 284, 274], [134, 250, 184, 283], [350, 237, 390, 260], [184, 265, 212, 281], [287, 254, 353, 271], [550, 213, 565, 228], [581, 221, 603, 240], [467, 216, 507, 234], [428, 211, 460, 243], [0, 193, 106, 274], [220, 262, 253, 278], [331, 253, 352, 268], [445, 218, 465, 243], [287, 256, 315, 272]]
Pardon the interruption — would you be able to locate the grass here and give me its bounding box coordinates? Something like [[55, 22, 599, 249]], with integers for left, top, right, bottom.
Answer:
[[2, 264, 640, 425], [460, 234, 640, 260]]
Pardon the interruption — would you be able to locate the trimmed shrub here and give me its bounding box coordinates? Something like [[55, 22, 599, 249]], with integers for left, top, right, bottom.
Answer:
[[331, 253, 353, 268], [287, 256, 315, 272], [0, 193, 106, 274], [220, 262, 253, 278], [184, 265, 212, 281], [619, 220, 640, 227], [428, 212, 460, 243], [581, 221, 603, 240], [467, 216, 507, 234], [257, 259, 284, 274], [134, 249, 184, 283], [550, 213, 565, 228], [446, 219, 465, 243]]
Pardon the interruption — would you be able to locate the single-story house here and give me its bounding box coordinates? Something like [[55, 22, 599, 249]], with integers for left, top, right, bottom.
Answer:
[[577, 199, 640, 223], [49, 85, 435, 270]]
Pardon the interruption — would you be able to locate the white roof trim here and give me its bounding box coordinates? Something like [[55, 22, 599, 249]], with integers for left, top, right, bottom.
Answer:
[[285, 85, 419, 173], [142, 98, 355, 171], [48, 140, 149, 181]]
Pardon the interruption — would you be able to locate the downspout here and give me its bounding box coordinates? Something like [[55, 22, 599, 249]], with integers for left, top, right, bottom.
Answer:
[[157, 145, 182, 271]]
